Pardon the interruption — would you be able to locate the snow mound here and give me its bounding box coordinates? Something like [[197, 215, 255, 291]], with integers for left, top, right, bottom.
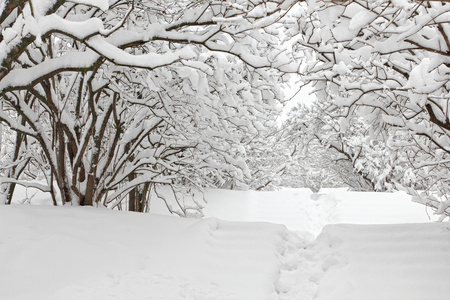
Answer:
[[314, 223, 450, 300], [0, 205, 310, 300], [1, 188, 446, 299]]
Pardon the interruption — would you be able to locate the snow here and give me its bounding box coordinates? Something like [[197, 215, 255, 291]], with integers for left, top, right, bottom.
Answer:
[[1, 28, 18, 44], [38, 14, 104, 40], [0, 205, 290, 300], [1, 188, 448, 299], [87, 36, 197, 69], [381, 114, 405, 127], [315, 223, 450, 300], [391, 0, 413, 11], [0, 51, 100, 92], [348, 10, 377, 31], [199, 188, 437, 237]]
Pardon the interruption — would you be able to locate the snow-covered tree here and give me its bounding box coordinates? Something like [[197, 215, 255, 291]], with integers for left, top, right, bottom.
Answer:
[[0, 0, 298, 213], [281, 104, 375, 192], [285, 0, 450, 218]]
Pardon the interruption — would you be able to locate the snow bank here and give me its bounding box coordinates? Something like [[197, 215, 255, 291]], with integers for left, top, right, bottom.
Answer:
[[202, 188, 322, 237], [314, 223, 450, 300], [1, 188, 445, 299], [321, 188, 438, 224], [0, 205, 307, 300]]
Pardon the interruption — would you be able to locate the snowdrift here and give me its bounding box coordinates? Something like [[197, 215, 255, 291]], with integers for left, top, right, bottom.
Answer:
[[1, 188, 448, 300]]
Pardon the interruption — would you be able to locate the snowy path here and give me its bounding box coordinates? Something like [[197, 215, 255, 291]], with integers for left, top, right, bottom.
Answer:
[[201, 188, 436, 236], [1, 188, 448, 299]]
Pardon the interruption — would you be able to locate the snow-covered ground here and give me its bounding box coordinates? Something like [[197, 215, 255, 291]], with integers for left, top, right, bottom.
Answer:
[[1, 188, 448, 299]]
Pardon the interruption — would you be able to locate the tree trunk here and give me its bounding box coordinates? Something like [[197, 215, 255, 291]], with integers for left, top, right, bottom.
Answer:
[[128, 173, 137, 211]]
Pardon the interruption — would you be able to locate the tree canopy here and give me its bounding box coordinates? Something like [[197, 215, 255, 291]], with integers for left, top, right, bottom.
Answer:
[[0, 0, 449, 219], [282, 0, 450, 218], [0, 0, 298, 213]]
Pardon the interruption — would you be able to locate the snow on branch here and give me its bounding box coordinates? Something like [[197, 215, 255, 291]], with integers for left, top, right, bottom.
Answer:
[[0, 0, 293, 212], [0, 177, 50, 193], [286, 0, 450, 218]]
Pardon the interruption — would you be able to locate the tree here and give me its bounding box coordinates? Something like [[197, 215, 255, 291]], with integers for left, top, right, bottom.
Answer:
[[0, 0, 298, 213], [284, 0, 450, 218], [281, 103, 375, 192]]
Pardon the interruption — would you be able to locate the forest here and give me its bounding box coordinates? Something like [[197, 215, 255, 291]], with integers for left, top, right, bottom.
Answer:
[[0, 0, 449, 220], [1, 1, 450, 300]]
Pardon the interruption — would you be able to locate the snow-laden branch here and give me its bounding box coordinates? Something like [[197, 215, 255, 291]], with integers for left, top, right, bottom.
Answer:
[[0, 177, 50, 193], [287, 0, 450, 218], [0, 51, 101, 94], [86, 36, 197, 68], [0, 0, 291, 211]]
